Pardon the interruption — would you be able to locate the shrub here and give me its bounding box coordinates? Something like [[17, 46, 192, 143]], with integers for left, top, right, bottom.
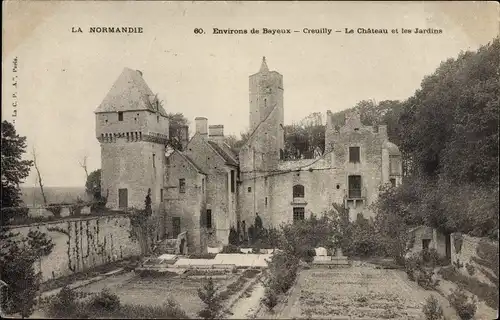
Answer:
[[405, 253, 423, 281], [221, 244, 241, 254], [228, 227, 239, 246], [46, 204, 63, 217], [439, 266, 498, 309], [46, 286, 78, 318], [197, 277, 222, 320], [422, 295, 444, 320], [448, 288, 477, 320], [416, 269, 440, 290], [421, 248, 440, 267], [465, 262, 475, 276], [261, 287, 278, 311], [453, 258, 464, 270], [91, 288, 121, 311], [265, 251, 299, 294], [302, 248, 316, 263], [0, 207, 29, 226]]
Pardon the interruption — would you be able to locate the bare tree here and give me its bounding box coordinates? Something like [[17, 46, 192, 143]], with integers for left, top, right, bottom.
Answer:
[[78, 155, 89, 179], [32, 147, 47, 206]]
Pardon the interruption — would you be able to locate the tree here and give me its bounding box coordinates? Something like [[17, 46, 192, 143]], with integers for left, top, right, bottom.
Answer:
[[32, 147, 47, 206], [197, 277, 222, 319], [1, 121, 33, 209], [225, 130, 251, 155], [0, 228, 54, 318], [78, 154, 89, 179], [85, 169, 101, 200], [166, 112, 189, 151], [129, 188, 155, 256]]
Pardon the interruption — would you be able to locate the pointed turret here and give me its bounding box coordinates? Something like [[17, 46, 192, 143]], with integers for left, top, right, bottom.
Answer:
[[259, 56, 269, 72]]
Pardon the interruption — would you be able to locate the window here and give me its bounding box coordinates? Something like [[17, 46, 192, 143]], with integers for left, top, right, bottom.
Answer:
[[390, 155, 401, 175], [160, 188, 164, 202], [265, 197, 268, 206], [206, 210, 212, 229], [390, 178, 396, 187], [349, 146, 360, 163], [179, 179, 186, 193], [230, 170, 235, 193], [118, 188, 128, 209], [293, 184, 305, 198], [348, 175, 362, 198], [118, 112, 124, 121], [280, 149, 284, 160], [264, 98, 267, 108], [248, 186, 251, 193], [157, 115, 159, 123], [422, 239, 431, 250], [202, 178, 205, 194], [152, 153, 156, 168], [293, 207, 305, 222]]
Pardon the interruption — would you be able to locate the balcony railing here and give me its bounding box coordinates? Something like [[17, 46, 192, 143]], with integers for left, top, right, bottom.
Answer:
[[345, 187, 367, 200]]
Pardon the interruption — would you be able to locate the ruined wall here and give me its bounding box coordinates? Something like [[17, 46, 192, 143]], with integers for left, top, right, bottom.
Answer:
[[450, 233, 498, 286], [164, 151, 207, 253], [8, 214, 140, 283]]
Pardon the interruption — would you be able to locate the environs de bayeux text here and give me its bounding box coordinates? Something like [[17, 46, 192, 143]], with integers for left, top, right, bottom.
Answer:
[[71, 26, 443, 35]]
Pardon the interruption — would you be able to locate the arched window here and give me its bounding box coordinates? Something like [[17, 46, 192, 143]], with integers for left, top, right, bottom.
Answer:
[[293, 184, 305, 198]]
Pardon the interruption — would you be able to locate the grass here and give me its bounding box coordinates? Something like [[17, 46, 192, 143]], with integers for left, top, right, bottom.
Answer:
[[186, 253, 217, 259], [219, 273, 251, 301], [39, 256, 141, 292], [439, 266, 499, 310], [46, 298, 188, 319]]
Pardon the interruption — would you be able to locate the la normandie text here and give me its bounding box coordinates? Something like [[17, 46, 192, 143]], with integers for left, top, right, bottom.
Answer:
[[72, 27, 144, 33]]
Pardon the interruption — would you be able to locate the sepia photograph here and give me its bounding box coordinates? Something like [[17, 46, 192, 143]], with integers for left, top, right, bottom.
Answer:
[[1, 1, 499, 319]]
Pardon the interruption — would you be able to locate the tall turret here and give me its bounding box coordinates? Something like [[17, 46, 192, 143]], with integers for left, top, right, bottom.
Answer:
[[95, 68, 169, 221]]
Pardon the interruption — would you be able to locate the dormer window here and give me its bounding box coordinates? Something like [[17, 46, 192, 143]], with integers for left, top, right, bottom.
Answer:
[[118, 112, 124, 121]]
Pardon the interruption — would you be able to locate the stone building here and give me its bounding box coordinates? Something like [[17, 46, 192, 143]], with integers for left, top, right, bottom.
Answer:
[[238, 58, 403, 231], [95, 67, 168, 237], [96, 60, 403, 252]]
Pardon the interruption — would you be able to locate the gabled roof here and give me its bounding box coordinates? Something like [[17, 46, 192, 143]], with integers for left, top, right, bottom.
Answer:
[[95, 67, 168, 116], [170, 149, 207, 175], [207, 140, 239, 166]]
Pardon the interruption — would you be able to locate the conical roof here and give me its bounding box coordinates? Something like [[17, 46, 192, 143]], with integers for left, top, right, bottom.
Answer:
[[95, 67, 167, 116], [259, 56, 269, 72]]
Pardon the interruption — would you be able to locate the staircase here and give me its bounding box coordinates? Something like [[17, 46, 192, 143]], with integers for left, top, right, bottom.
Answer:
[[152, 232, 188, 255]]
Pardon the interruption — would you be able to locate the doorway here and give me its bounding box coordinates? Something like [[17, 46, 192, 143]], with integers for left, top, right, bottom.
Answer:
[[172, 217, 181, 238], [118, 188, 128, 209]]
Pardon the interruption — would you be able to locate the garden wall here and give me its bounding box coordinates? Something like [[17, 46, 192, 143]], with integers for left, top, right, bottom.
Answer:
[[6, 214, 140, 283], [450, 233, 498, 287]]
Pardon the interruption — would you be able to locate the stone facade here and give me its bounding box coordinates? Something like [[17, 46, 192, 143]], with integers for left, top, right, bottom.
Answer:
[[407, 226, 449, 258], [97, 61, 403, 252], [163, 150, 207, 253], [238, 58, 403, 230], [95, 68, 169, 237], [7, 215, 140, 283]]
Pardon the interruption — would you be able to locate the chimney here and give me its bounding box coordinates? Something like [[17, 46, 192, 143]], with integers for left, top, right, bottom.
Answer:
[[179, 125, 189, 151], [195, 117, 208, 137], [209, 125, 224, 143]]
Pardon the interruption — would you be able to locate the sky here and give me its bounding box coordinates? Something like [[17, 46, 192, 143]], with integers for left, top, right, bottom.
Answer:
[[2, 1, 498, 188]]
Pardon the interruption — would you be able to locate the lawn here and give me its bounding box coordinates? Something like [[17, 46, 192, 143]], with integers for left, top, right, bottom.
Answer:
[[73, 269, 259, 318], [278, 264, 434, 319]]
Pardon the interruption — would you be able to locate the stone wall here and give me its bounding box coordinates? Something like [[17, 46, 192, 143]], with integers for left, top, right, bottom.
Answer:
[[164, 150, 207, 253], [407, 226, 447, 257], [7, 214, 140, 283], [450, 233, 498, 286], [185, 134, 236, 246]]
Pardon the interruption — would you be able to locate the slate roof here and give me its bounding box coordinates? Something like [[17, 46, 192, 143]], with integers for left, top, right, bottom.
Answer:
[[171, 150, 207, 175], [207, 140, 239, 166], [95, 67, 168, 116]]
